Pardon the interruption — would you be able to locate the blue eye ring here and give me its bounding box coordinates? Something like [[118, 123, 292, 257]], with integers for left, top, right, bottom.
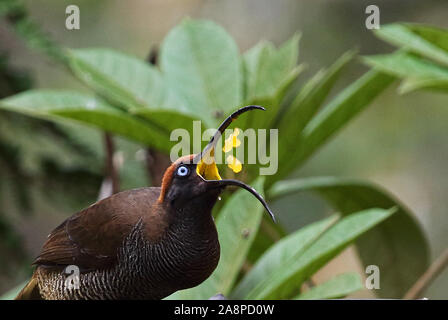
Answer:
[[176, 165, 190, 177]]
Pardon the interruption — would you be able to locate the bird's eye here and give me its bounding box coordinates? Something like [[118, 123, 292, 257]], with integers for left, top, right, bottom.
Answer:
[[176, 165, 190, 177]]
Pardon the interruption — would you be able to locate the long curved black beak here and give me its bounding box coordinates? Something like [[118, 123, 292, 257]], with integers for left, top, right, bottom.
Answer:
[[193, 105, 265, 165], [195, 105, 276, 223], [206, 178, 276, 223]]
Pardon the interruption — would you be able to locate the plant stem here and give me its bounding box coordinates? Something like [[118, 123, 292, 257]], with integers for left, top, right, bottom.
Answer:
[[105, 133, 120, 194], [145, 148, 171, 186], [144, 46, 171, 186], [403, 248, 448, 299], [98, 133, 120, 200]]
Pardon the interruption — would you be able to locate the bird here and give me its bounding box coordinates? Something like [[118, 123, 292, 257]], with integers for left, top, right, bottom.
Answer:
[[15, 105, 275, 300]]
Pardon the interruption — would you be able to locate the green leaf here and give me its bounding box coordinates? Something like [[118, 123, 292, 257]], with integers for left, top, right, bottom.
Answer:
[[0, 90, 173, 152], [269, 177, 429, 298], [245, 217, 288, 266], [363, 51, 448, 93], [69, 48, 180, 110], [398, 77, 448, 94], [271, 50, 355, 184], [295, 272, 363, 300], [160, 19, 243, 127], [231, 215, 339, 299], [243, 34, 301, 102], [293, 70, 394, 171], [241, 34, 303, 130], [68, 48, 201, 132], [133, 109, 206, 142], [407, 24, 448, 53], [374, 24, 448, 67], [244, 208, 396, 299], [167, 178, 266, 299]]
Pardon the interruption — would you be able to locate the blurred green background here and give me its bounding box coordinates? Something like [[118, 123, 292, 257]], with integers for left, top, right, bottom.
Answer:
[[0, 0, 447, 298]]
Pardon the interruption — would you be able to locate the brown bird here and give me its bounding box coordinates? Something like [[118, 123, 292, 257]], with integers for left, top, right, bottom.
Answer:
[[16, 106, 275, 300]]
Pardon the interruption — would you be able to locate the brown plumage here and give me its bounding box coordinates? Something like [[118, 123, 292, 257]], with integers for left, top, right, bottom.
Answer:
[[15, 106, 275, 300]]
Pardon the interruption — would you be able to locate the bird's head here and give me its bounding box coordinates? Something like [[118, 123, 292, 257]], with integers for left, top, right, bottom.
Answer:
[[158, 106, 275, 222]]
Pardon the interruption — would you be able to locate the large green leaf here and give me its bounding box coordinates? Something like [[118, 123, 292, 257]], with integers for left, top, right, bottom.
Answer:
[[243, 34, 301, 102], [241, 34, 303, 129], [271, 70, 394, 184], [288, 70, 394, 173], [245, 216, 288, 266], [374, 24, 448, 67], [0, 90, 174, 152], [271, 50, 355, 184], [231, 215, 339, 299], [295, 272, 363, 300], [167, 178, 266, 299], [269, 177, 429, 298], [244, 208, 395, 299], [160, 19, 243, 127], [69, 48, 180, 111], [363, 51, 448, 93], [68, 48, 201, 133]]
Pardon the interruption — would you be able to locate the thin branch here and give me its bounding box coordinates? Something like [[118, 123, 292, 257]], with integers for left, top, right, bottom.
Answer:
[[144, 46, 171, 186], [404, 248, 448, 299], [98, 133, 120, 200], [105, 133, 120, 194], [145, 148, 171, 186]]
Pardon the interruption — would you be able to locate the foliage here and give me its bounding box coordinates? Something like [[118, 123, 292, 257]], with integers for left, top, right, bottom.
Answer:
[[295, 272, 363, 300], [268, 177, 428, 298], [0, 0, 66, 63], [363, 23, 448, 94], [0, 0, 138, 294], [0, 17, 430, 299]]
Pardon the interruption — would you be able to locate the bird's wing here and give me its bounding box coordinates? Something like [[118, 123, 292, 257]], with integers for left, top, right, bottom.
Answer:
[[33, 187, 161, 271]]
